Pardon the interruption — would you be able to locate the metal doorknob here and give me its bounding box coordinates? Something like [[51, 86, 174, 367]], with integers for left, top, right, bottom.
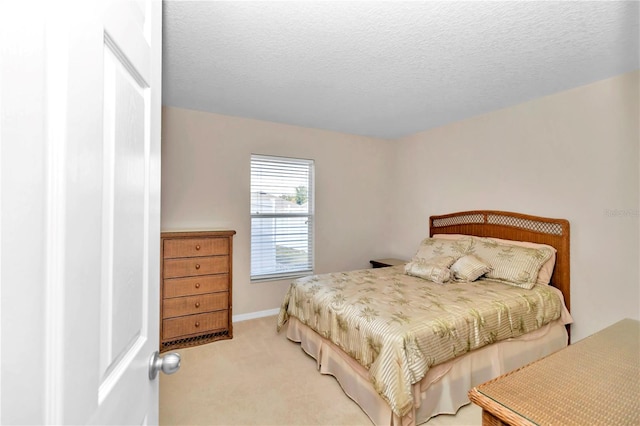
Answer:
[[148, 351, 181, 380]]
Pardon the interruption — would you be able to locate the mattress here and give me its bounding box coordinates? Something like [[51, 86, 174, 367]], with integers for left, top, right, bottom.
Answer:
[[277, 265, 568, 418]]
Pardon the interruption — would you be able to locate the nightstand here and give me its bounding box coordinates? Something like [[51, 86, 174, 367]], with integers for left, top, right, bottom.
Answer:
[[369, 258, 407, 268], [468, 319, 639, 426]]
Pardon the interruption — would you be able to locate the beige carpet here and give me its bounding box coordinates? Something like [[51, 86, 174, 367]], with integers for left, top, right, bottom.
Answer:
[[160, 315, 481, 426]]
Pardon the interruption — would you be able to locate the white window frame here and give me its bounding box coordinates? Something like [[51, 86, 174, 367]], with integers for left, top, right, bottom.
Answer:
[[250, 154, 315, 281]]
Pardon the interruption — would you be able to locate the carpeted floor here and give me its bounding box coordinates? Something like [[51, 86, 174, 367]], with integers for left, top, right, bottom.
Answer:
[[160, 315, 481, 426]]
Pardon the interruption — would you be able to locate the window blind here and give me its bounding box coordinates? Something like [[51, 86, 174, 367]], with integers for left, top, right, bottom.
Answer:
[[250, 155, 314, 280]]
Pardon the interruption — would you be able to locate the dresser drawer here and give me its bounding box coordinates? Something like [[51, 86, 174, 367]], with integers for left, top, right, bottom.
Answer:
[[163, 256, 228, 279], [163, 274, 229, 298], [162, 311, 229, 340], [163, 292, 229, 319], [163, 237, 229, 259]]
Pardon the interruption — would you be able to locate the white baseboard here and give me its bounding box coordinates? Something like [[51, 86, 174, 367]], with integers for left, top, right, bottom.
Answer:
[[232, 308, 280, 323]]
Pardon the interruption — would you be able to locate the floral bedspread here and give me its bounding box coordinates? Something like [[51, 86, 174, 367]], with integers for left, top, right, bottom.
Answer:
[[276, 265, 563, 417]]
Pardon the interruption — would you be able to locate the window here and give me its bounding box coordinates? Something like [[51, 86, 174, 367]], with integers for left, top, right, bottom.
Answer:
[[251, 155, 314, 280]]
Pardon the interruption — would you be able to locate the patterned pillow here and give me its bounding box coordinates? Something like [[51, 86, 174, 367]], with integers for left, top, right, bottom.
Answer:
[[450, 255, 492, 282], [470, 238, 554, 289], [404, 255, 456, 284], [433, 234, 557, 285], [411, 237, 473, 264]]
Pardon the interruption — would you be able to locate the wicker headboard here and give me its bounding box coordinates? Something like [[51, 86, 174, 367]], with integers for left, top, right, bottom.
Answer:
[[429, 210, 571, 314]]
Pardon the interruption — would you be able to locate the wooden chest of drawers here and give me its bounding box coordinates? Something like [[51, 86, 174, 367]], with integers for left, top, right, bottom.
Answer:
[[160, 230, 235, 352]]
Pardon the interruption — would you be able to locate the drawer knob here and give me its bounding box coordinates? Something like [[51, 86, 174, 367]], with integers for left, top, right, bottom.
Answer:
[[195, 264, 200, 270], [195, 244, 201, 250], [195, 302, 200, 308], [194, 321, 200, 328], [195, 283, 200, 289]]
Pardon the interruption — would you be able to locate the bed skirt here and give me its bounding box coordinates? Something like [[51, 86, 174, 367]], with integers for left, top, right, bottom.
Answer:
[[285, 317, 569, 426]]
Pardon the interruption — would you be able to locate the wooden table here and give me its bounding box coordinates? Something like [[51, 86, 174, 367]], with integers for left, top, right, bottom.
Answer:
[[369, 258, 406, 268], [469, 318, 640, 426]]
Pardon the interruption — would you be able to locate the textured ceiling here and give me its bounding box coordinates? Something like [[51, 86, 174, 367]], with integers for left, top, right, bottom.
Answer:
[[162, 1, 639, 139]]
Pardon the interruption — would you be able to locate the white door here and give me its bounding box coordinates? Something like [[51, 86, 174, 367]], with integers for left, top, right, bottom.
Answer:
[[0, 0, 164, 424], [66, 0, 164, 424]]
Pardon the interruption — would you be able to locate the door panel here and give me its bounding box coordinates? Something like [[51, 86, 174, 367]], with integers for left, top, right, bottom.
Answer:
[[90, 0, 161, 424], [99, 34, 148, 385], [55, 0, 160, 424]]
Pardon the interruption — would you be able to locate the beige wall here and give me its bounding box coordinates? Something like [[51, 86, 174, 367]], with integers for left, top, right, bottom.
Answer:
[[162, 71, 639, 341], [161, 107, 394, 315], [391, 71, 640, 341]]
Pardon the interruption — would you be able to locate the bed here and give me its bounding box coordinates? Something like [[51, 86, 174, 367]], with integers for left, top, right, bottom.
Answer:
[[277, 210, 572, 426]]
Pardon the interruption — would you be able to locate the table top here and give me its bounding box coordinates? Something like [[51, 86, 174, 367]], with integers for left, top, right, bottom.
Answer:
[[469, 318, 640, 426], [369, 258, 407, 266]]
